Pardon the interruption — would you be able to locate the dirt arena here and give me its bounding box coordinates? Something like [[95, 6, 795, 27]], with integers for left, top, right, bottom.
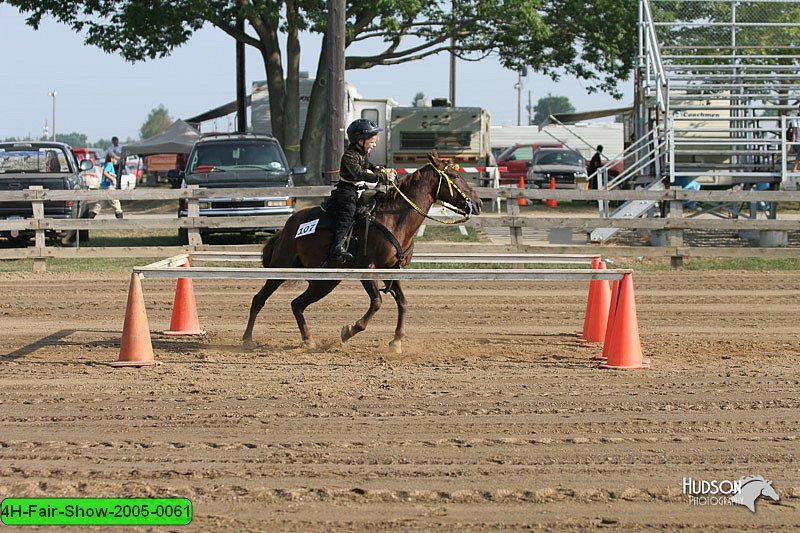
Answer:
[[0, 268, 798, 530]]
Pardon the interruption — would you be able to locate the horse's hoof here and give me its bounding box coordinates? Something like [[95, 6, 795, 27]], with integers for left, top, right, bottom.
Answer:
[[242, 338, 256, 350], [388, 340, 402, 354], [341, 325, 352, 343], [303, 339, 316, 349]]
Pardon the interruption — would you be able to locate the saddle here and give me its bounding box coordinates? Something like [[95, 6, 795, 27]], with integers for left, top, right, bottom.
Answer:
[[306, 190, 412, 265]]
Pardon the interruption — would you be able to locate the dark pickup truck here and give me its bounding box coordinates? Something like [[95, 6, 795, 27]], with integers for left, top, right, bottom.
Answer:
[[0, 141, 92, 245], [170, 133, 306, 244]]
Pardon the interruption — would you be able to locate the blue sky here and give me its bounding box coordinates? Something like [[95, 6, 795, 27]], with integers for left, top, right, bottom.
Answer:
[[1, 4, 633, 143]]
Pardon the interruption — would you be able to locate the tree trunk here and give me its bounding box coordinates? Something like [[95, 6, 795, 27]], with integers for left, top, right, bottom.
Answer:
[[253, 16, 287, 147], [300, 33, 329, 185], [284, 0, 301, 167]]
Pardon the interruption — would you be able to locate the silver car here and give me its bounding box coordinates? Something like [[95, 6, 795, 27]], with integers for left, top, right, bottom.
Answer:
[[526, 147, 589, 189]]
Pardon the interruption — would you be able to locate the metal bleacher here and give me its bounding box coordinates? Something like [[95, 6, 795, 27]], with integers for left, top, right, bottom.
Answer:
[[591, 0, 800, 242]]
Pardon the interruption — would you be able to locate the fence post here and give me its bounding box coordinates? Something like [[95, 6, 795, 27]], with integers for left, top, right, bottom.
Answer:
[[668, 194, 684, 267], [186, 185, 202, 246], [506, 193, 522, 249], [30, 186, 46, 273]]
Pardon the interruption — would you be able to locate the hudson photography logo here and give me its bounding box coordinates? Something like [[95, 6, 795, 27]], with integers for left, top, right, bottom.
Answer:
[[682, 475, 780, 512]]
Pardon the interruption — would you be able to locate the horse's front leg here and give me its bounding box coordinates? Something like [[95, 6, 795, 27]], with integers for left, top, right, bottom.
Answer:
[[341, 280, 382, 343], [292, 280, 340, 348], [385, 280, 407, 354], [243, 279, 284, 348]]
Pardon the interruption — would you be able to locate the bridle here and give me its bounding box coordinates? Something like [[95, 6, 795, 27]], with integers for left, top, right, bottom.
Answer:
[[389, 162, 475, 224]]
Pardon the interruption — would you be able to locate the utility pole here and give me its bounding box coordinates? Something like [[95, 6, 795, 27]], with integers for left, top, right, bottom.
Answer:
[[48, 91, 57, 141], [527, 90, 532, 125], [324, 0, 345, 184], [235, 18, 247, 133], [449, 0, 456, 106], [449, 37, 456, 106], [517, 68, 528, 126]]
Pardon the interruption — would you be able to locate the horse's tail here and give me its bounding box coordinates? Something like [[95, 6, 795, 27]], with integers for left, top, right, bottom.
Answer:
[[261, 230, 281, 267]]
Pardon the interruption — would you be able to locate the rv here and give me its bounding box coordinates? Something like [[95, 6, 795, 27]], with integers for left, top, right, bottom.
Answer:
[[387, 103, 492, 185], [251, 79, 493, 184]]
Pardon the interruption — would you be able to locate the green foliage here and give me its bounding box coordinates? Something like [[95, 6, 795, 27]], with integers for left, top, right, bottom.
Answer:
[[140, 105, 172, 140], [93, 138, 114, 149], [414, 226, 478, 242], [412, 91, 425, 106], [53, 132, 88, 148], [93, 137, 136, 149], [532, 94, 576, 125], [5, 0, 637, 167]]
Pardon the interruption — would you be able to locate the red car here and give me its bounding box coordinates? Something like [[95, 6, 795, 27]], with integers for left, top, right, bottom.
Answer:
[[495, 143, 564, 186]]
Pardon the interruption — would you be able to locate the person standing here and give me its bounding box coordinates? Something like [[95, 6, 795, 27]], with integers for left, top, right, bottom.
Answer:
[[587, 145, 604, 190], [88, 152, 124, 219], [107, 136, 123, 179], [791, 108, 800, 173]]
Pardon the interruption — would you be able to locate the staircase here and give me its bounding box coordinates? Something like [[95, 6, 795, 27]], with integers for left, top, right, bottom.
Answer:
[[592, 0, 800, 242]]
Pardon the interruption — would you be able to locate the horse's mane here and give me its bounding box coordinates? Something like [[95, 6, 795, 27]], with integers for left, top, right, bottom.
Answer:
[[739, 475, 768, 485], [381, 164, 430, 203]]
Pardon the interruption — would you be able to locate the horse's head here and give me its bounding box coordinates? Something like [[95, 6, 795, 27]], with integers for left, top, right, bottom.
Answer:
[[757, 480, 780, 502], [426, 151, 482, 216]]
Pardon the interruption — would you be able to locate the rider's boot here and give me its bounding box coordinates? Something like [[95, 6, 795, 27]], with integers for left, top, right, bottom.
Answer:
[[330, 238, 353, 264]]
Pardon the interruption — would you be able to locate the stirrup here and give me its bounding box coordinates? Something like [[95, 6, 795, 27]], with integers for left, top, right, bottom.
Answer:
[[332, 250, 353, 264]]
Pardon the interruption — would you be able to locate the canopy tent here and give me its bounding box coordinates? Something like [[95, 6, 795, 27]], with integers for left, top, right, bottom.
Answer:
[[121, 119, 201, 157], [538, 106, 633, 131]]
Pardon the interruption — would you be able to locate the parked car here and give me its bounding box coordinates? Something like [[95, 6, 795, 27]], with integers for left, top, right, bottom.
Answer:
[[495, 142, 565, 186], [171, 133, 306, 244], [526, 147, 589, 189], [0, 141, 92, 245]]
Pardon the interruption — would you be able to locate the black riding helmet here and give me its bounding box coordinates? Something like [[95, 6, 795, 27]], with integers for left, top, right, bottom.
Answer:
[[346, 118, 383, 143]]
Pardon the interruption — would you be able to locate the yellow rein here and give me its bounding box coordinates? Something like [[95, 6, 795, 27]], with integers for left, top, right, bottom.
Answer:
[[389, 164, 473, 225]]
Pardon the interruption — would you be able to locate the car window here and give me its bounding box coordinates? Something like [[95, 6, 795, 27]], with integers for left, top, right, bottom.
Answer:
[[190, 142, 286, 172], [535, 151, 583, 166], [0, 147, 68, 174], [510, 146, 533, 161]]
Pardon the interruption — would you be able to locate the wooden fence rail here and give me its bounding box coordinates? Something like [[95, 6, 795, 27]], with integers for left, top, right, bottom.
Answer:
[[1, 186, 799, 268]]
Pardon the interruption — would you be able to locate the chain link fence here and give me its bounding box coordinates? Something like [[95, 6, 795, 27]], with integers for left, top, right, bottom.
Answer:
[[651, 0, 800, 63]]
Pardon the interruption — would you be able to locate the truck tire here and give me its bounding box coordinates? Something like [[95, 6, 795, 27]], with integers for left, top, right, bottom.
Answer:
[[178, 228, 189, 245], [8, 233, 33, 247], [61, 201, 87, 247]]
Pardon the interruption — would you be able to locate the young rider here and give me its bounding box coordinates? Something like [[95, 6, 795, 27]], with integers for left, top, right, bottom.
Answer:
[[328, 119, 396, 262]]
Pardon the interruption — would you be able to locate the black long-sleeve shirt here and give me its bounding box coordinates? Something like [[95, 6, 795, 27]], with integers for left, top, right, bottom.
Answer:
[[339, 142, 383, 187]]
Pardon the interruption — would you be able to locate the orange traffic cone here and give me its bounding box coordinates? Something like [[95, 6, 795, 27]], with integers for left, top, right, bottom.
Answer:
[[111, 273, 155, 367], [517, 176, 528, 206], [545, 176, 558, 208], [163, 260, 205, 336], [578, 257, 602, 339], [595, 278, 621, 360], [600, 273, 650, 369], [578, 260, 611, 345]]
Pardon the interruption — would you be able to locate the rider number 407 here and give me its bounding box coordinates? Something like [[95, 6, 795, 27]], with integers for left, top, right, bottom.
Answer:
[[1, 498, 192, 526]]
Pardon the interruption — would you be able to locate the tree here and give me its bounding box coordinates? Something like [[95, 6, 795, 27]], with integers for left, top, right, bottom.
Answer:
[[52, 132, 88, 148], [412, 92, 425, 106], [140, 105, 173, 140], [532, 94, 575, 125], [7, 1, 637, 182]]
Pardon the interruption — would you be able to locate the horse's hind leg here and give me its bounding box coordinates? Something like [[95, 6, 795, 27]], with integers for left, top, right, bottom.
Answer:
[[243, 279, 284, 348], [341, 280, 382, 343], [292, 280, 340, 348], [385, 281, 407, 354]]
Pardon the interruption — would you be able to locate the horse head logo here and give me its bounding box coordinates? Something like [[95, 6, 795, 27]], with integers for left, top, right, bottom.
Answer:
[[729, 476, 779, 512]]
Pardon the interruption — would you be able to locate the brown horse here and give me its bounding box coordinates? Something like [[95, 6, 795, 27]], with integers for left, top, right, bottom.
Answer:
[[243, 151, 482, 353]]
